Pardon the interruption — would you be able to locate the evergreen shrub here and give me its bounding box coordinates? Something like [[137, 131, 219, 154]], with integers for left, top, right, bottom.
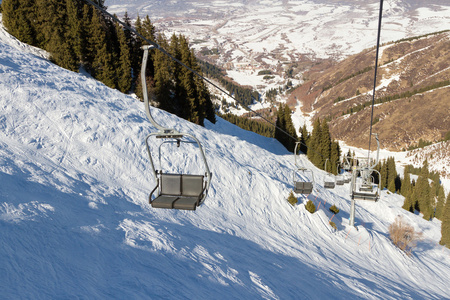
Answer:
[[329, 221, 337, 230], [305, 200, 316, 214], [329, 204, 340, 214], [287, 192, 297, 206]]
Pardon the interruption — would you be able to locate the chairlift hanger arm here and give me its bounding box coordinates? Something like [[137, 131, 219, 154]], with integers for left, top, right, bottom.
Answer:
[[368, 0, 384, 157], [141, 45, 178, 133], [369, 133, 380, 169]]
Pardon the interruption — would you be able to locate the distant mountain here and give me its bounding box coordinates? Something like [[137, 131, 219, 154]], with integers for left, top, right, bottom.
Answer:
[[106, 0, 450, 63], [288, 31, 450, 151]]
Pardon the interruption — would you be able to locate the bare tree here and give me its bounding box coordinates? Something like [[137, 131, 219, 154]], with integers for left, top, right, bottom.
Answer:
[[388, 216, 423, 256]]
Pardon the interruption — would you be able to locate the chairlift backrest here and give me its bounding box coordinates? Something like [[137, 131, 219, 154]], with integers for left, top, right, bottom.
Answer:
[[182, 174, 205, 197], [161, 174, 182, 195]]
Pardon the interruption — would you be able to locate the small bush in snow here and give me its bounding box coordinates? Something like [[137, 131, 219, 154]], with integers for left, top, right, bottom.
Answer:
[[329, 221, 337, 230], [287, 192, 297, 206], [388, 216, 422, 256], [329, 204, 340, 214], [305, 200, 316, 214]]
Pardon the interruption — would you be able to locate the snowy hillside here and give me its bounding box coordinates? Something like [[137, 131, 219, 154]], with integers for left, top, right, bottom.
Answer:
[[1, 20, 450, 299]]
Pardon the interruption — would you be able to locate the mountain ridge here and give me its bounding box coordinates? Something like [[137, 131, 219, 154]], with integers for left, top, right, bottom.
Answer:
[[288, 30, 450, 151]]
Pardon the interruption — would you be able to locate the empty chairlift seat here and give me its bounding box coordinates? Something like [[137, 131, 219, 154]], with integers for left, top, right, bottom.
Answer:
[[324, 180, 335, 189], [150, 173, 205, 210], [294, 181, 313, 194], [352, 191, 379, 201]]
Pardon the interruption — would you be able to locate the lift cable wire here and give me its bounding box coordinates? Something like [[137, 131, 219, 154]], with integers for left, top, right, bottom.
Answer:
[[83, 0, 331, 160], [368, 0, 384, 160]]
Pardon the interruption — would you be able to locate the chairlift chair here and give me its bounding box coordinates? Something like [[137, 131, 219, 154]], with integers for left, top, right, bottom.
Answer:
[[293, 142, 314, 194], [323, 159, 335, 189], [293, 167, 314, 194], [351, 167, 380, 202], [141, 45, 212, 210], [324, 179, 335, 189], [336, 162, 345, 185]]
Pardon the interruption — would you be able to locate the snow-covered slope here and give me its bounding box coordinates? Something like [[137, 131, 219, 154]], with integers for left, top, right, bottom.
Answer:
[[1, 22, 450, 299]]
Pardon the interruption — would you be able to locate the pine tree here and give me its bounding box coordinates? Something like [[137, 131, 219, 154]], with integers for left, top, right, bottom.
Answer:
[[136, 15, 156, 76], [65, 0, 84, 65], [402, 189, 414, 213], [2, 0, 36, 45], [283, 105, 298, 152], [140, 15, 156, 42], [122, 11, 134, 55], [387, 157, 398, 193], [380, 161, 388, 190], [115, 22, 132, 93], [274, 104, 287, 148], [440, 192, 450, 248], [299, 124, 309, 154], [80, 3, 94, 67], [273, 104, 297, 152], [416, 174, 432, 220], [47, 27, 78, 71], [401, 170, 412, 197], [88, 10, 116, 88], [400, 164, 413, 213], [191, 49, 216, 124], [319, 119, 331, 170], [307, 118, 321, 166], [435, 185, 446, 220], [330, 141, 341, 175], [180, 37, 200, 124], [35, 0, 79, 71], [34, 0, 58, 48], [387, 177, 396, 193], [412, 188, 419, 212], [168, 34, 186, 118], [131, 14, 144, 79], [152, 34, 174, 113]]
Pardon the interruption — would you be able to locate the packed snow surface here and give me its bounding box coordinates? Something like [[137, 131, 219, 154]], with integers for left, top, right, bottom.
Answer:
[[1, 19, 450, 300]]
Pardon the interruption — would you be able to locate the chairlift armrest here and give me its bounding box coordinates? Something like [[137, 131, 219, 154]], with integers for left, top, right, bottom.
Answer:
[[197, 182, 208, 206], [148, 179, 160, 204], [201, 183, 206, 195]]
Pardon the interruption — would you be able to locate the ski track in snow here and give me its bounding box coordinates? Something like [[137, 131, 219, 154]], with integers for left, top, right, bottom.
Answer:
[[1, 15, 450, 300]]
